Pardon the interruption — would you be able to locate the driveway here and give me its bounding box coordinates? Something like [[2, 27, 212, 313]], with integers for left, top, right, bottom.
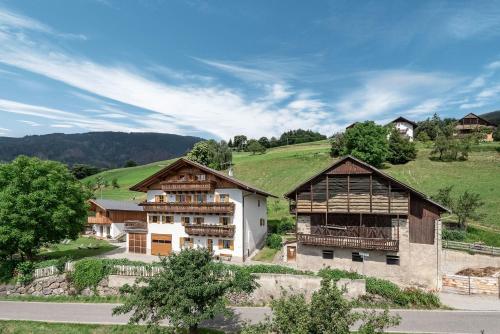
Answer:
[[0, 301, 499, 334]]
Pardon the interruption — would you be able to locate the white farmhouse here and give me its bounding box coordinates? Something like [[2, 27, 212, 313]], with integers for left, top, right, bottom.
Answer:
[[126, 158, 275, 262], [389, 116, 417, 141]]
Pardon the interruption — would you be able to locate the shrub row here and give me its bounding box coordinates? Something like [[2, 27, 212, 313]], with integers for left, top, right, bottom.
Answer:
[[319, 268, 440, 308]]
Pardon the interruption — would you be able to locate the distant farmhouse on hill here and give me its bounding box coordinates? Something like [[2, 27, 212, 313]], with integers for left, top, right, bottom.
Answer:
[[387, 116, 417, 141], [455, 113, 497, 142]]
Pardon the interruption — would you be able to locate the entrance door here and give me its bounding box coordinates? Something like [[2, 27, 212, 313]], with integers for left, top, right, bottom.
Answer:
[[151, 234, 172, 256], [287, 246, 296, 262], [129, 233, 146, 254]]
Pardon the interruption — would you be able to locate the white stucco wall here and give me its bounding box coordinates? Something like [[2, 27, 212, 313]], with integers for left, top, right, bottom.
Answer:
[[243, 192, 268, 259], [394, 121, 414, 141], [140, 188, 269, 262], [110, 223, 125, 239]]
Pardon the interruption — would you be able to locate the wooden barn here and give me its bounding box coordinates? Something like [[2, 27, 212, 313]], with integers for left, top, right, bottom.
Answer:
[[284, 155, 449, 288]]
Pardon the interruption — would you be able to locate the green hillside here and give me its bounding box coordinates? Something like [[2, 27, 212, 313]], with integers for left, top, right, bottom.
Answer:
[[85, 140, 500, 233]]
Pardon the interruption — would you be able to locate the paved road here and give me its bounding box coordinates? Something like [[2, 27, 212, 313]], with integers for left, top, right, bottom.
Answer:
[[0, 301, 499, 334]]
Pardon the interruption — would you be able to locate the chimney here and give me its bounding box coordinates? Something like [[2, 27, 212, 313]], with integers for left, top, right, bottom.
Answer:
[[228, 166, 234, 177]]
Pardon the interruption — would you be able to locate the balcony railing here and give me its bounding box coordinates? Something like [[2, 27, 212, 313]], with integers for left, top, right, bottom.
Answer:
[[184, 224, 235, 237], [297, 225, 399, 251], [141, 202, 235, 214], [160, 180, 216, 192], [123, 220, 148, 233], [87, 216, 112, 225]]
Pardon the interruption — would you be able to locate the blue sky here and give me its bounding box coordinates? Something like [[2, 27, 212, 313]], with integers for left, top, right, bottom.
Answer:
[[0, 0, 500, 139]]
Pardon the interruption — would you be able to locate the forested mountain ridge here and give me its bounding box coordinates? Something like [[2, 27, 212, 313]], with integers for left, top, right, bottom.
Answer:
[[0, 132, 203, 168], [480, 110, 500, 125]]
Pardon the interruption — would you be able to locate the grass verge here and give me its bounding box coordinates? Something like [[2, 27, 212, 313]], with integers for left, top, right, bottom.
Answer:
[[0, 320, 223, 334], [252, 247, 279, 262]]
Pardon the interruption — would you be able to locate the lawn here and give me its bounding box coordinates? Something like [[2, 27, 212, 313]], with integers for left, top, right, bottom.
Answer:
[[36, 237, 117, 267], [252, 246, 279, 262], [0, 321, 222, 334], [84, 140, 500, 236]]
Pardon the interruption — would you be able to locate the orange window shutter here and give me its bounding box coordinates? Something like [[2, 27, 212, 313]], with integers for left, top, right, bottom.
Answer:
[[225, 195, 229, 203], [180, 237, 184, 248], [230, 240, 234, 250], [215, 194, 220, 203], [176, 195, 180, 202], [202, 194, 207, 202], [190, 238, 194, 247], [218, 239, 223, 248]]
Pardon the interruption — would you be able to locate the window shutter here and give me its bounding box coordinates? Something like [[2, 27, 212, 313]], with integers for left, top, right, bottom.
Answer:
[[230, 240, 234, 250], [225, 195, 229, 203], [219, 217, 223, 225], [180, 237, 184, 248], [218, 239, 223, 249], [214, 194, 220, 203], [186, 195, 192, 203], [189, 238, 194, 247], [176, 195, 180, 203]]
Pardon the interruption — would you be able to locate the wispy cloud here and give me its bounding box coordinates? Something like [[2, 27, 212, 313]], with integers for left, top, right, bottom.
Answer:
[[19, 119, 41, 127], [0, 7, 87, 40], [445, 3, 500, 40], [50, 124, 74, 128], [335, 70, 458, 121]]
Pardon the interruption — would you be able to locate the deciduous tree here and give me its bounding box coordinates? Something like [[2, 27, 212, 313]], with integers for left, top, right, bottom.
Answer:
[[342, 122, 389, 167], [0, 156, 90, 260], [113, 249, 256, 334]]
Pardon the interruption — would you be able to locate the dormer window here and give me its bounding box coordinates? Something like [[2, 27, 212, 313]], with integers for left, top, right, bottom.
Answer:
[[196, 174, 206, 181]]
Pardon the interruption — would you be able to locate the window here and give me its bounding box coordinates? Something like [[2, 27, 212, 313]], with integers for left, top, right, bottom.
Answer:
[[163, 215, 174, 224], [181, 217, 190, 225], [352, 252, 364, 262], [386, 255, 400, 265], [322, 250, 334, 259], [154, 195, 165, 203], [217, 194, 229, 203], [178, 174, 187, 181], [220, 217, 230, 226], [180, 237, 193, 249], [260, 218, 266, 227], [150, 215, 160, 223], [176, 194, 192, 203], [258, 200, 261, 207], [196, 174, 206, 181], [221, 239, 232, 249], [194, 217, 204, 225], [194, 193, 206, 203]]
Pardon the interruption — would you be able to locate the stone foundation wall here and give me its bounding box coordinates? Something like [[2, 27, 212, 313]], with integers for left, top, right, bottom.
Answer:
[[0, 274, 119, 297], [442, 274, 499, 295]]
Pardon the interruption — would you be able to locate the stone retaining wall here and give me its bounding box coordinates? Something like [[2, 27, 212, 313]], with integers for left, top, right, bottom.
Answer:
[[0, 274, 119, 297], [0, 273, 366, 304], [442, 274, 499, 296]]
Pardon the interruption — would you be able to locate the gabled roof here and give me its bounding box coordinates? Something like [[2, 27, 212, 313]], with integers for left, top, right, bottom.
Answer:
[[284, 155, 449, 213], [389, 116, 417, 127], [129, 158, 277, 198], [90, 199, 143, 212], [459, 113, 497, 126], [345, 122, 360, 130]]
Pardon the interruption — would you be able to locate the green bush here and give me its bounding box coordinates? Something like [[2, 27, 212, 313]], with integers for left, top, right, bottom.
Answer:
[[442, 228, 466, 241], [70, 258, 109, 292], [277, 217, 295, 234], [0, 260, 18, 283], [319, 268, 440, 308], [16, 261, 35, 285], [266, 234, 283, 250]]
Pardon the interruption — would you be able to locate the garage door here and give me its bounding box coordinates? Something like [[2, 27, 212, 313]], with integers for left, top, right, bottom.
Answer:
[[129, 233, 146, 254], [151, 233, 172, 256]]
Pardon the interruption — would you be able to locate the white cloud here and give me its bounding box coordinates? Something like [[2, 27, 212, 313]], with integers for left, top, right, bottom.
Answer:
[[50, 124, 74, 128], [445, 5, 500, 40], [335, 70, 457, 121], [0, 21, 334, 138], [407, 99, 443, 115], [0, 7, 87, 40], [486, 60, 500, 70], [19, 119, 41, 126]]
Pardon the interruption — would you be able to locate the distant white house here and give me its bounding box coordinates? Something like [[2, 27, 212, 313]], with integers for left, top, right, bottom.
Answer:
[[126, 158, 276, 262], [388, 116, 417, 141]]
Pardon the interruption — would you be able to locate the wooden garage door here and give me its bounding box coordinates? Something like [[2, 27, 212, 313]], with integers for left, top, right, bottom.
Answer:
[[129, 233, 146, 254], [151, 233, 172, 256]]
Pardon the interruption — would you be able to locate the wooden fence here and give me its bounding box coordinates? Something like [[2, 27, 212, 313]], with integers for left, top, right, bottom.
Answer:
[[443, 240, 500, 256], [33, 262, 161, 279]]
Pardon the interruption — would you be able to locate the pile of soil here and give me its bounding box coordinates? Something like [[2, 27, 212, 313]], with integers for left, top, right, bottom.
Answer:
[[456, 267, 500, 277]]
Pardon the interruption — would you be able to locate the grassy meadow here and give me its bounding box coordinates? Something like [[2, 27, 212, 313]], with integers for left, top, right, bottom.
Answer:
[[84, 140, 500, 235]]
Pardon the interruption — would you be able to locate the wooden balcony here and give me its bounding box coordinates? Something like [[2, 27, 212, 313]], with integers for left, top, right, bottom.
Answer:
[[297, 225, 399, 251], [160, 180, 215, 192], [141, 202, 235, 214], [123, 220, 148, 233], [184, 224, 235, 237], [87, 216, 112, 225]]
